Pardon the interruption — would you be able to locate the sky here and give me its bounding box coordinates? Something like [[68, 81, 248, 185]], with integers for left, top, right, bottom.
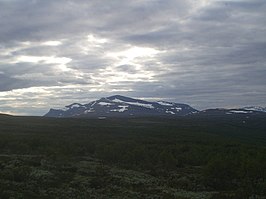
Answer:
[[0, 0, 266, 116]]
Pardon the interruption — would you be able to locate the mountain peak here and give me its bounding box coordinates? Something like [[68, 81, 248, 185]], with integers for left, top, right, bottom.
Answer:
[[107, 95, 139, 102], [107, 94, 125, 99]]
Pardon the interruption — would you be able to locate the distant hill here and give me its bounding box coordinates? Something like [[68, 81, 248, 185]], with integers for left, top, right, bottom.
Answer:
[[194, 107, 266, 117], [0, 113, 12, 117]]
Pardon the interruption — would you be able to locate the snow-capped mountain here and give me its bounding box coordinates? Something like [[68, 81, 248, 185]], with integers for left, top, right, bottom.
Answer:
[[44, 95, 198, 118], [44, 95, 266, 118], [195, 107, 266, 117], [242, 106, 266, 113]]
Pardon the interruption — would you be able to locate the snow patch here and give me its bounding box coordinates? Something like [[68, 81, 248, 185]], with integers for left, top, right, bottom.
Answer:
[[171, 107, 182, 111], [84, 109, 95, 114], [91, 101, 97, 107], [112, 98, 125, 103], [166, 110, 175, 115], [125, 102, 154, 109], [118, 105, 128, 112], [98, 102, 113, 106], [112, 98, 154, 109], [229, 110, 250, 114], [59, 104, 81, 111], [110, 105, 128, 112], [70, 104, 82, 108], [157, 101, 173, 106]]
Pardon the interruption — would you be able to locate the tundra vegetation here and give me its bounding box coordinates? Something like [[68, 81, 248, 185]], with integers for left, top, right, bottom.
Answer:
[[0, 114, 265, 198]]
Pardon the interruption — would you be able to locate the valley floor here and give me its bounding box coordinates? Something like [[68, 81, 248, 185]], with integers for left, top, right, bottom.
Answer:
[[0, 115, 265, 198]]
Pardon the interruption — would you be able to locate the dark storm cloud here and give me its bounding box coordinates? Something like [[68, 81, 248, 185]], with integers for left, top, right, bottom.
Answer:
[[0, 0, 266, 115]]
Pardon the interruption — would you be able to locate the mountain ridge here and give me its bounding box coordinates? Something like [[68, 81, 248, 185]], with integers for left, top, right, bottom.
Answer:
[[44, 95, 266, 118], [44, 95, 198, 118]]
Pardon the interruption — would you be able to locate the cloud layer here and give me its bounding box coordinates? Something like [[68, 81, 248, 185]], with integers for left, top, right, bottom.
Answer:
[[0, 0, 266, 115]]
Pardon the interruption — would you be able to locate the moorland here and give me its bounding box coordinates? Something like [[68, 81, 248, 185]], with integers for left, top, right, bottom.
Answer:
[[0, 114, 265, 198]]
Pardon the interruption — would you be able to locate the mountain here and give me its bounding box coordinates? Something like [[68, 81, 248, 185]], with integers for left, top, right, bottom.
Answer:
[[194, 107, 266, 117], [44, 95, 266, 119], [242, 106, 266, 113], [44, 95, 198, 118]]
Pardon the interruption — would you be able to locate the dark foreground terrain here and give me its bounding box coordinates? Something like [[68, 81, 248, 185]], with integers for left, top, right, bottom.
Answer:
[[0, 114, 265, 199]]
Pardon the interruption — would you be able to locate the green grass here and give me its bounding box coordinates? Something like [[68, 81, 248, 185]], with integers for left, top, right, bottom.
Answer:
[[0, 115, 265, 198]]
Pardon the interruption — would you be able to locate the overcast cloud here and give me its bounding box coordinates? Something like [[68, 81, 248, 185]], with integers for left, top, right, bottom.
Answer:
[[0, 0, 266, 115]]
